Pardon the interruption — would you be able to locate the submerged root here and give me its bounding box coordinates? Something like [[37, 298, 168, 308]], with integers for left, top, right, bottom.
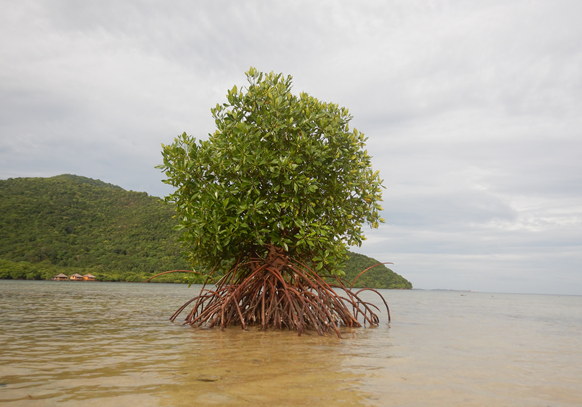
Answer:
[[149, 251, 390, 338]]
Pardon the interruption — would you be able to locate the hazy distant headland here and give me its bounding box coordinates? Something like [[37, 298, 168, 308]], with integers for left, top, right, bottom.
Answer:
[[0, 175, 412, 288]]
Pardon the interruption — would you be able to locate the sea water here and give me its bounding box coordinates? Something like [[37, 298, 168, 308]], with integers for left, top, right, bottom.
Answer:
[[0, 280, 581, 406]]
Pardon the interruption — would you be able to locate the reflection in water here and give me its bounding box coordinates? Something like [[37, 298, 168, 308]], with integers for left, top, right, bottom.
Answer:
[[162, 328, 376, 406], [1, 280, 582, 406]]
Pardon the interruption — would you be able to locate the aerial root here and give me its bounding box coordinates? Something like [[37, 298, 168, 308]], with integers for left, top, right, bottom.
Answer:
[[160, 256, 390, 338]]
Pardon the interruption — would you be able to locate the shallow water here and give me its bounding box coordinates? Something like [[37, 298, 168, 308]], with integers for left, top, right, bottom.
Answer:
[[1, 280, 581, 406]]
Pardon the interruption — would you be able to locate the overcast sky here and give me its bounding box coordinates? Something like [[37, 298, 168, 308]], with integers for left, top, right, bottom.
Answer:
[[1, 0, 581, 295]]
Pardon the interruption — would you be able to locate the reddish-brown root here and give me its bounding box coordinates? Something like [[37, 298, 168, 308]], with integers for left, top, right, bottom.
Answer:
[[155, 254, 390, 338]]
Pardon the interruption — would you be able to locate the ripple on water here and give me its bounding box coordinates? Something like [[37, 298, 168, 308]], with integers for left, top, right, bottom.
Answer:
[[1, 281, 582, 406]]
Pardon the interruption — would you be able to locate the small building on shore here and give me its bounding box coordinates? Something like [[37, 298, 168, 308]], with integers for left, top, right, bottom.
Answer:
[[83, 274, 96, 281], [70, 273, 83, 281], [53, 273, 68, 281]]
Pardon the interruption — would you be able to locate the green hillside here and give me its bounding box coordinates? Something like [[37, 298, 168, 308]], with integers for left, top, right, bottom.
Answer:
[[0, 174, 188, 272], [0, 175, 411, 288], [343, 251, 412, 289]]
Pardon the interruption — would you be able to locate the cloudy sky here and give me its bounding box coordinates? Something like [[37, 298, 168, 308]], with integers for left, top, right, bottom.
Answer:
[[1, 0, 580, 295]]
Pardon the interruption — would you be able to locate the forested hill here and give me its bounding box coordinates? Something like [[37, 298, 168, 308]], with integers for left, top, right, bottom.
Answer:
[[343, 252, 411, 289], [0, 174, 188, 273], [0, 175, 411, 288]]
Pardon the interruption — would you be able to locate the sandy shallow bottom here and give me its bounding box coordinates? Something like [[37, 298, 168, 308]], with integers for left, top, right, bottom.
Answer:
[[1, 280, 581, 406]]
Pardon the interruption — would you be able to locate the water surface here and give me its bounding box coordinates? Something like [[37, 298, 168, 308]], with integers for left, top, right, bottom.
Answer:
[[1, 280, 581, 406]]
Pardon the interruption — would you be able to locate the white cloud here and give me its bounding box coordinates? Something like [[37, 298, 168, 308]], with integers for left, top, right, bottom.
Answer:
[[1, 0, 581, 294]]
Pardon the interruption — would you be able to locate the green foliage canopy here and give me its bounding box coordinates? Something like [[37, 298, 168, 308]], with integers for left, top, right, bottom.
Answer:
[[159, 68, 385, 274]]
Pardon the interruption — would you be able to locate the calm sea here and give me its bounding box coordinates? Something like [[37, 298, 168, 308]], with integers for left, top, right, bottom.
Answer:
[[1, 280, 581, 406]]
